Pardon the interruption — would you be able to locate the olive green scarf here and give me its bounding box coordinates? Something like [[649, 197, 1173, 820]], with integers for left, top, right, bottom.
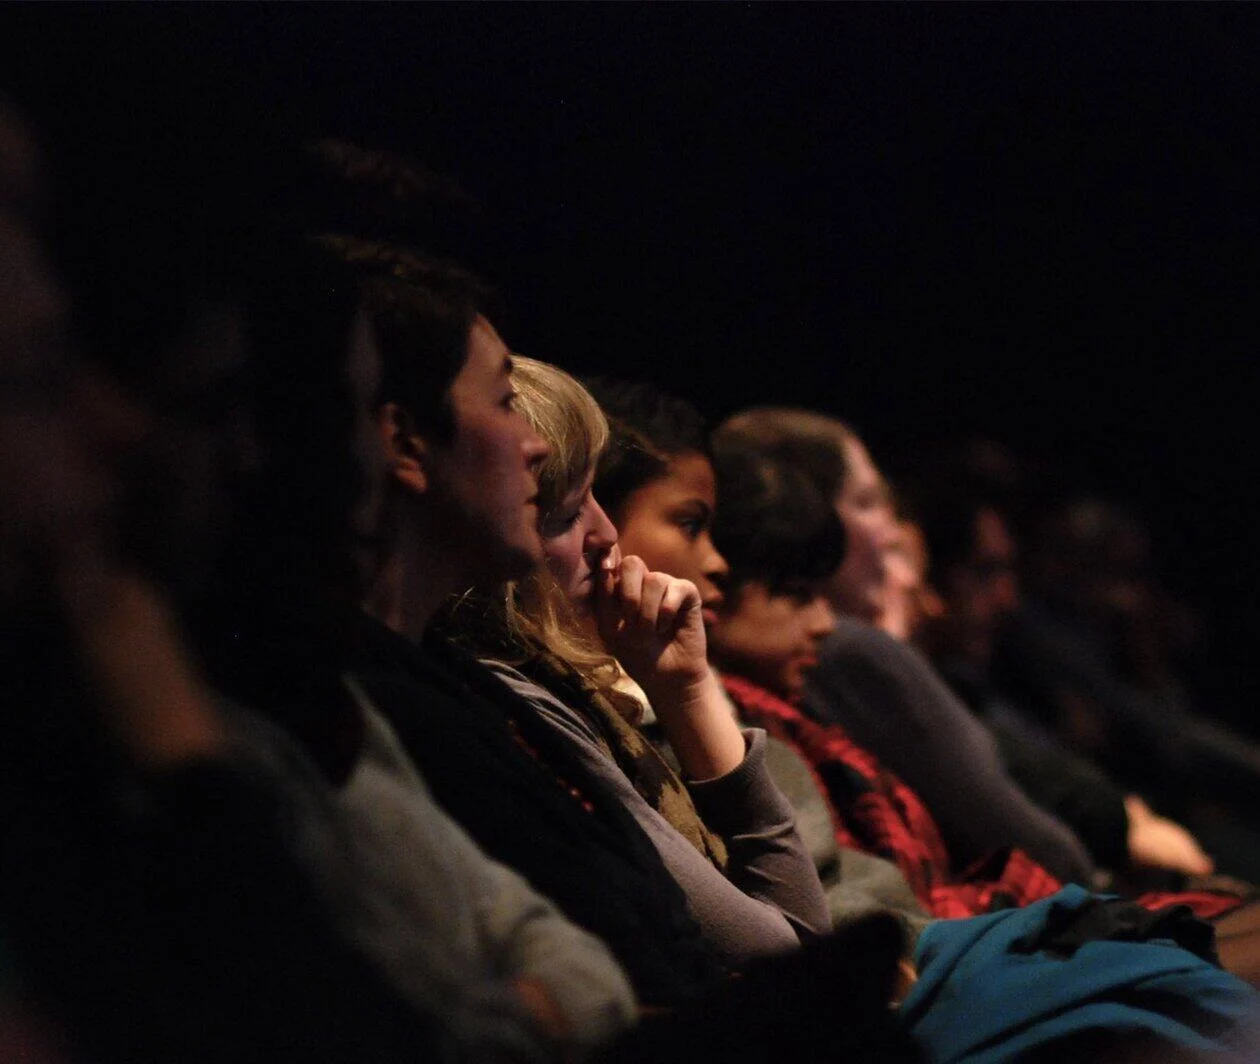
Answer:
[[518, 645, 730, 873]]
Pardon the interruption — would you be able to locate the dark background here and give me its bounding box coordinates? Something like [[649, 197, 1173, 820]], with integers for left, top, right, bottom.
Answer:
[[4, 5, 1259, 725]]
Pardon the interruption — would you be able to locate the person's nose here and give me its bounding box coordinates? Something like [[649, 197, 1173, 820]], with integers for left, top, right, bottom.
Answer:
[[585, 495, 619, 554], [874, 508, 902, 551], [916, 582, 947, 624], [993, 569, 1020, 615], [521, 423, 549, 470], [700, 532, 729, 594], [805, 594, 838, 640]]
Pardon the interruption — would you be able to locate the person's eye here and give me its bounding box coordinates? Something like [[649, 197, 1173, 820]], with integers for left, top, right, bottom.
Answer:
[[501, 389, 519, 410], [542, 505, 583, 537], [676, 517, 703, 540]]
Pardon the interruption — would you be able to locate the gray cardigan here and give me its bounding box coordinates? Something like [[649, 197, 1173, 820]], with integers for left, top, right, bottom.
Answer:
[[486, 662, 831, 964]]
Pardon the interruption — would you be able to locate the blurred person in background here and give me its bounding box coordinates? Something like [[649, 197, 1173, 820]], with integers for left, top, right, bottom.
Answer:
[[717, 409, 1117, 882], [921, 483, 1260, 886], [873, 518, 944, 644]]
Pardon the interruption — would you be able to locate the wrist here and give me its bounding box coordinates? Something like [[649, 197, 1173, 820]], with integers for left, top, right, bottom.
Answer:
[[639, 665, 721, 719], [649, 669, 746, 782]]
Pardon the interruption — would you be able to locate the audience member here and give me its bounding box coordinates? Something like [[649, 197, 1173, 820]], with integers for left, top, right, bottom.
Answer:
[[588, 379, 936, 951], [0, 99, 499, 1064], [919, 484, 1260, 885], [585, 383, 1260, 1054], [451, 356, 836, 961]]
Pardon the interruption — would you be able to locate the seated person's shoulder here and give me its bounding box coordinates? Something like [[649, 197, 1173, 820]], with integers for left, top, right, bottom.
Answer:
[[816, 616, 930, 686]]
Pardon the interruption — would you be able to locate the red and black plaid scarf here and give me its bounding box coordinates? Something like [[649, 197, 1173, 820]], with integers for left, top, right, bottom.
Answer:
[[722, 672, 1241, 921]]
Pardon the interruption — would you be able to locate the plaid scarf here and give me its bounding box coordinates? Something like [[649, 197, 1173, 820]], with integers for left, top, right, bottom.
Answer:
[[721, 673, 1242, 922]]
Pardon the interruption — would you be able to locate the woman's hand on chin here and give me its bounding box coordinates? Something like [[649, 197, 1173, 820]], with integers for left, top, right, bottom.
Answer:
[[594, 553, 709, 700], [595, 554, 745, 780]]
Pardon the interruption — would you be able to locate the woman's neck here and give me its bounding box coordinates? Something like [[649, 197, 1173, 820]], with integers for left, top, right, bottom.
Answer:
[[365, 519, 458, 644]]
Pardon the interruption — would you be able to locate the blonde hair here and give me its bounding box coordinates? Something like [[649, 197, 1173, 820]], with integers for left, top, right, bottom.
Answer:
[[500, 358, 641, 721], [512, 356, 609, 519]]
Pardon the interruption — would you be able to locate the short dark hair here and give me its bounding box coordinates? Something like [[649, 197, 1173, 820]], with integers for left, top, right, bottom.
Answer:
[[585, 377, 709, 520], [710, 440, 847, 597], [303, 141, 499, 445], [317, 237, 499, 445]]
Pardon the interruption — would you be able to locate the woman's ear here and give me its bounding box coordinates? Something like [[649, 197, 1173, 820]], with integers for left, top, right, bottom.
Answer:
[[377, 401, 429, 493]]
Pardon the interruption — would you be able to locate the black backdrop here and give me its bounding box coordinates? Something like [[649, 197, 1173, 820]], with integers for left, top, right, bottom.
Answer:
[[4, 4, 1259, 725]]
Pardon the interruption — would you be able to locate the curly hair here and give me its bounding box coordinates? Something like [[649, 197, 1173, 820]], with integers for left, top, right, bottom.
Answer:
[[584, 377, 710, 523]]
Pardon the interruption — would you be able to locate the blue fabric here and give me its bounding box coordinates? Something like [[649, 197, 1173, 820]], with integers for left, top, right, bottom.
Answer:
[[902, 885, 1258, 1063]]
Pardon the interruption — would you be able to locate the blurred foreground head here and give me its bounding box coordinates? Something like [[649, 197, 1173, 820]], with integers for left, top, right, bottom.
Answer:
[[0, 98, 131, 608]]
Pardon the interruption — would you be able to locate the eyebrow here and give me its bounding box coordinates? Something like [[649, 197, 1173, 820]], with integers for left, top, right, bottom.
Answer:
[[503, 354, 515, 377]]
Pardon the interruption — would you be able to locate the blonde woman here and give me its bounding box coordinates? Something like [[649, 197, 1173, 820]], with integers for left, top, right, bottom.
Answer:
[[444, 356, 831, 968]]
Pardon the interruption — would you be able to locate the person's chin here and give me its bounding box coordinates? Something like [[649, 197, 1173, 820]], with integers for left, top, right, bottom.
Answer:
[[777, 668, 805, 702]]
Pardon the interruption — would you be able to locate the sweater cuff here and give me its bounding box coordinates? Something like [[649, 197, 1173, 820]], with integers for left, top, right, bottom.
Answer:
[[685, 729, 790, 836]]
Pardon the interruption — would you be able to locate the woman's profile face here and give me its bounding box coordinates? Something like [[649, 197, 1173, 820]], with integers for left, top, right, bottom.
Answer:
[[612, 451, 728, 628], [424, 318, 551, 586], [828, 438, 899, 623], [540, 470, 618, 616], [877, 520, 945, 642]]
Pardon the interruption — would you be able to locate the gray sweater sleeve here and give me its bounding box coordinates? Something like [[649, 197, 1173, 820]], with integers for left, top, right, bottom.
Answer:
[[803, 620, 1097, 886], [333, 697, 638, 1050], [487, 663, 830, 964]]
